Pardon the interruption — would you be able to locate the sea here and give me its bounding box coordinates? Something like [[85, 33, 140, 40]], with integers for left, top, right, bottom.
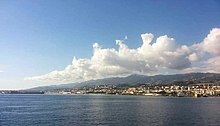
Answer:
[[0, 94, 220, 126]]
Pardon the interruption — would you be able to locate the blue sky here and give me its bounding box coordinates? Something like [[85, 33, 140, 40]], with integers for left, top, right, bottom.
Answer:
[[0, 0, 220, 89]]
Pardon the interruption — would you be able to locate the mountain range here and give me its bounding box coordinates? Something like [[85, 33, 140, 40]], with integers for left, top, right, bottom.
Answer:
[[29, 73, 220, 91]]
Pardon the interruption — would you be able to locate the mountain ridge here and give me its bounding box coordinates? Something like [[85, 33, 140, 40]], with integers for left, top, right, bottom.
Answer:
[[29, 73, 220, 91]]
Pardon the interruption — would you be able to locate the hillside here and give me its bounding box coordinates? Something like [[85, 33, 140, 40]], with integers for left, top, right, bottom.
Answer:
[[29, 73, 220, 91]]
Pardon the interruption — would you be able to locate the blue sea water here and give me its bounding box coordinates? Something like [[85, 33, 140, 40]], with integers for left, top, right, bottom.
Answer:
[[0, 95, 220, 126]]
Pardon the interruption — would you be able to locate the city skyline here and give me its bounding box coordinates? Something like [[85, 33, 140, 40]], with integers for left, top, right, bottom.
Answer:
[[1, 0, 220, 89]]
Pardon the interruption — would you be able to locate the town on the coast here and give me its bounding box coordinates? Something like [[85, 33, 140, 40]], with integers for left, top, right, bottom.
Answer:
[[2, 73, 220, 97], [45, 83, 220, 97], [1, 83, 220, 97]]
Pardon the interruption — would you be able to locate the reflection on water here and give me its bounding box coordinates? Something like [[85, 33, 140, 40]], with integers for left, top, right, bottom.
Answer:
[[0, 95, 220, 126]]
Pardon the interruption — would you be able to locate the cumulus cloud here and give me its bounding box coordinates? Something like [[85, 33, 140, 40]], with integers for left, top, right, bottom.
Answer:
[[188, 53, 199, 62], [25, 28, 220, 84], [199, 28, 220, 55], [183, 28, 220, 73], [183, 56, 220, 73]]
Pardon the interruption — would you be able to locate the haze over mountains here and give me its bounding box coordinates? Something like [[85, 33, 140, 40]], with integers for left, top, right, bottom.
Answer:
[[30, 73, 220, 91]]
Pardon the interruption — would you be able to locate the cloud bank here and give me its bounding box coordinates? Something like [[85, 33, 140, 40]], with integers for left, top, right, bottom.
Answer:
[[25, 28, 220, 84]]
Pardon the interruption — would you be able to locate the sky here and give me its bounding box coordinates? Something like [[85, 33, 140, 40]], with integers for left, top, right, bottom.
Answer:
[[0, 0, 220, 89]]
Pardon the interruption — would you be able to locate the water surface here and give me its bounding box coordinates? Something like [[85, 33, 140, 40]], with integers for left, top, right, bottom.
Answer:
[[0, 95, 220, 126]]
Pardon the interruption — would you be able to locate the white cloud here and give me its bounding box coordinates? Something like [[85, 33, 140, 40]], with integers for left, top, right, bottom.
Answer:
[[200, 28, 220, 55], [0, 70, 3, 73], [188, 53, 199, 62], [183, 56, 220, 73], [183, 28, 220, 73], [25, 28, 220, 84]]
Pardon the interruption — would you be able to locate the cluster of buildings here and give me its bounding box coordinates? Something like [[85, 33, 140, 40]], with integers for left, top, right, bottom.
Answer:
[[46, 83, 220, 97]]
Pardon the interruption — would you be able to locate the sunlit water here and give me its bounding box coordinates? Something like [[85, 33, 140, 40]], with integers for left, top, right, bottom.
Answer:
[[0, 95, 220, 126]]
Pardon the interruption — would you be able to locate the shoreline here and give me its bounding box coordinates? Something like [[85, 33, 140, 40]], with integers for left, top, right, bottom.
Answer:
[[2, 93, 220, 98]]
